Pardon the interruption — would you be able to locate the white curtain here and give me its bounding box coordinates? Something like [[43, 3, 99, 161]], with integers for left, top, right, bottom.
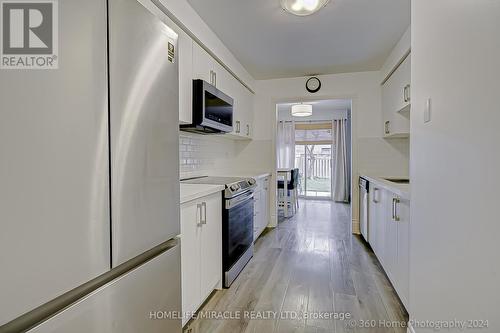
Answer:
[[333, 119, 349, 202], [277, 121, 295, 168]]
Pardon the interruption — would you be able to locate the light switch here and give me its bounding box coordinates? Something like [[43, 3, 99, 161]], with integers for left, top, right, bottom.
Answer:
[[424, 98, 431, 123]]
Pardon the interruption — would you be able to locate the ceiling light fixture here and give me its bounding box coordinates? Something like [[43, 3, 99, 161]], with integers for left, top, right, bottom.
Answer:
[[281, 0, 330, 16], [291, 103, 313, 117]]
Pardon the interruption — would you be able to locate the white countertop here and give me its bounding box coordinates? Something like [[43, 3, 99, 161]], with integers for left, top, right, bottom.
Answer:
[[360, 174, 410, 200], [180, 183, 225, 204], [211, 171, 272, 180]]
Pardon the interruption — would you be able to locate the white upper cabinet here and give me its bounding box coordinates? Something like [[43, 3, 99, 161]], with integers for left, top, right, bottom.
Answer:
[[228, 80, 254, 140], [191, 43, 254, 140], [192, 42, 216, 84], [382, 54, 411, 137]]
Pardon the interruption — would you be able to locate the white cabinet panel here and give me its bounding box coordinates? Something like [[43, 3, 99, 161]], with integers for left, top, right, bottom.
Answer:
[[369, 185, 387, 264], [253, 176, 270, 241], [180, 192, 222, 326], [395, 197, 410, 309], [180, 200, 202, 324], [29, 246, 182, 333], [384, 193, 399, 283], [227, 79, 254, 140], [382, 54, 411, 137], [192, 43, 213, 83], [367, 184, 410, 310], [200, 193, 223, 300]]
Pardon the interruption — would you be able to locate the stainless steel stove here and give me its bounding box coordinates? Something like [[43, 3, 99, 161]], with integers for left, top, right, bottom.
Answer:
[[181, 176, 256, 287]]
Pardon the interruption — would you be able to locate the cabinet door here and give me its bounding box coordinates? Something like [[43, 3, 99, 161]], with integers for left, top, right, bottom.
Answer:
[[384, 192, 399, 284], [368, 184, 379, 248], [396, 198, 410, 309], [261, 179, 269, 227], [178, 29, 193, 125], [242, 88, 255, 139], [211, 59, 230, 91], [180, 201, 202, 322], [394, 55, 411, 112], [374, 188, 388, 264], [192, 42, 212, 83], [200, 193, 222, 300], [382, 54, 411, 137]]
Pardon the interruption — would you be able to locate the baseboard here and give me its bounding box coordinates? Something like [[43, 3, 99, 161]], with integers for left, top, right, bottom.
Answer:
[[352, 219, 360, 235]]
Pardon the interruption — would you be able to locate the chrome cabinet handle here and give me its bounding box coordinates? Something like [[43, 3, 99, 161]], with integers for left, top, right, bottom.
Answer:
[[201, 202, 207, 224], [385, 121, 390, 135], [403, 84, 411, 103], [196, 203, 203, 226], [372, 188, 379, 203], [236, 121, 241, 133], [214, 72, 217, 87], [209, 70, 213, 85], [246, 124, 250, 136], [392, 198, 400, 222]]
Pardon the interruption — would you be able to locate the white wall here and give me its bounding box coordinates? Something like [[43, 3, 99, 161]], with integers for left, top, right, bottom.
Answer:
[[410, 1, 500, 332], [233, 71, 410, 229]]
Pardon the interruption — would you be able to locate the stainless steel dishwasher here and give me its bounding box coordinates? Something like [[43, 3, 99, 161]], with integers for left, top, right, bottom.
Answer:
[[359, 177, 369, 241]]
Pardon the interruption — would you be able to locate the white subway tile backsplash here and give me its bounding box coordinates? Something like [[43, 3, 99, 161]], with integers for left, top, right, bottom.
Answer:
[[179, 133, 237, 177]]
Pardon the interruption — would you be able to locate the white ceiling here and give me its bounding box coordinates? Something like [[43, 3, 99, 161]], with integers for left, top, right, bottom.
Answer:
[[278, 99, 351, 121], [187, 0, 410, 79]]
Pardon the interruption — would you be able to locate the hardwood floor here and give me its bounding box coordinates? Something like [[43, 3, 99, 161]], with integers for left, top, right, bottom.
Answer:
[[184, 200, 408, 333]]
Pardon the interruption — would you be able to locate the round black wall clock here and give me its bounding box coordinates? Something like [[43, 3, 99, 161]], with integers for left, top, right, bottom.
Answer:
[[306, 77, 321, 93]]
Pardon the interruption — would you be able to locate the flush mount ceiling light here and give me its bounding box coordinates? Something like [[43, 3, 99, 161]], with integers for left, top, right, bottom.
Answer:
[[291, 103, 313, 117], [280, 0, 330, 16]]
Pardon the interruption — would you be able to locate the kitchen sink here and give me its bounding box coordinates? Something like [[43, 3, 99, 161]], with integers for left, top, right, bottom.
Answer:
[[383, 178, 410, 184]]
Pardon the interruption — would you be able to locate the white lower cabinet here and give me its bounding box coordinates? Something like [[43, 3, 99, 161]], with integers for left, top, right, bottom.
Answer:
[[181, 192, 222, 326], [368, 185, 410, 309], [253, 176, 270, 241], [395, 197, 410, 308]]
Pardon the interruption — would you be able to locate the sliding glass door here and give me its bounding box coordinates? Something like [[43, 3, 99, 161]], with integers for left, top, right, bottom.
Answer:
[[294, 122, 334, 199]]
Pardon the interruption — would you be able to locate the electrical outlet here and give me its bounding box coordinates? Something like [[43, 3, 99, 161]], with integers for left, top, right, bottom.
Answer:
[[424, 98, 431, 123]]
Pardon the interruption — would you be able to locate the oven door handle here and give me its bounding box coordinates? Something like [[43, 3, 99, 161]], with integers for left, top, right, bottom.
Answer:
[[226, 192, 254, 209]]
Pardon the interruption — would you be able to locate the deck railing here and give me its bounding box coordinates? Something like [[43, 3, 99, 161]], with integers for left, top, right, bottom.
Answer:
[[295, 154, 332, 179]]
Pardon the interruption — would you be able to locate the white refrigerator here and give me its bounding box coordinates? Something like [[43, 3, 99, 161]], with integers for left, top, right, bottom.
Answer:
[[0, 0, 181, 331]]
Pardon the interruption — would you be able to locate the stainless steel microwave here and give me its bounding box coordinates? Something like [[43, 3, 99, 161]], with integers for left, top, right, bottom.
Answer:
[[180, 79, 234, 134]]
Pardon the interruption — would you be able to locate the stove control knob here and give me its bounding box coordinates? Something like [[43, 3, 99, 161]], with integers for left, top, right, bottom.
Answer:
[[247, 179, 256, 186], [230, 184, 239, 192]]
